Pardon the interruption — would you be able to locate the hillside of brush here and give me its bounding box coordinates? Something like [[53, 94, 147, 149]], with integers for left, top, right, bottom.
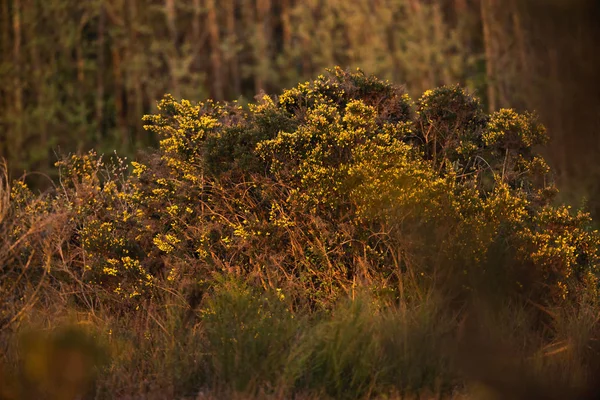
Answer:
[[2, 68, 600, 399]]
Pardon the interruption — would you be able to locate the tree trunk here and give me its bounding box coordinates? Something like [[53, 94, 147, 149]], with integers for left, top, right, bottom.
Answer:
[[1, 0, 9, 74], [407, 0, 421, 13], [28, 1, 47, 171], [206, 0, 224, 100], [76, 27, 85, 84], [13, 0, 23, 165], [13, 0, 22, 116], [242, 0, 256, 86], [255, 0, 271, 93], [112, 46, 127, 143], [165, 0, 180, 98], [192, 0, 203, 58], [480, 0, 497, 112], [433, 3, 451, 86], [0, 0, 9, 161], [165, 0, 177, 46], [128, 0, 144, 144], [281, 0, 291, 51], [96, 0, 106, 136], [511, 0, 527, 74], [226, 0, 241, 97], [454, 0, 467, 12]]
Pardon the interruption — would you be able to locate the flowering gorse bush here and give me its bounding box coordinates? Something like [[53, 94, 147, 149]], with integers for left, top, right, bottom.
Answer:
[[3, 67, 599, 314]]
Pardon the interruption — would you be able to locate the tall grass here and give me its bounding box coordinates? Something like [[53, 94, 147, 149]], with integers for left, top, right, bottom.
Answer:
[[1, 273, 460, 399], [4, 271, 600, 399], [283, 291, 456, 399]]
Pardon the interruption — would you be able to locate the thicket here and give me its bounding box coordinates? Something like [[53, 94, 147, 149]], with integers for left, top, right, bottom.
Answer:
[[2, 68, 600, 399]]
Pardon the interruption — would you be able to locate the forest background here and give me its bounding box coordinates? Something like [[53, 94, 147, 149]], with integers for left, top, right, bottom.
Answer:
[[1, 0, 600, 216]]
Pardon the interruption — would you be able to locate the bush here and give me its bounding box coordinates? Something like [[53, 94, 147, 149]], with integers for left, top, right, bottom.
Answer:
[[3, 67, 598, 315]]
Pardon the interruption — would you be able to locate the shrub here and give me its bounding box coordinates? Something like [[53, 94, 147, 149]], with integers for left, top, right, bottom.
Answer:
[[4, 67, 599, 313], [139, 67, 598, 304]]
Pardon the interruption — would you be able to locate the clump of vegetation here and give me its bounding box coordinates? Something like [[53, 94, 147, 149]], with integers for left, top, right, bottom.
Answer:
[[2, 68, 600, 399]]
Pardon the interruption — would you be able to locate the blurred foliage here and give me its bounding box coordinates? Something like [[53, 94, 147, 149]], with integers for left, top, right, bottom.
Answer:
[[1, 323, 107, 400]]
